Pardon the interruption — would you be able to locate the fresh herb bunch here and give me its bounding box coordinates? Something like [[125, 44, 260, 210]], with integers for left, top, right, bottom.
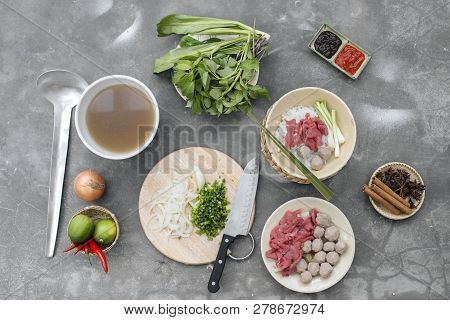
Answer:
[[153, 14, 270, 116], [191, 180, 229, 240]]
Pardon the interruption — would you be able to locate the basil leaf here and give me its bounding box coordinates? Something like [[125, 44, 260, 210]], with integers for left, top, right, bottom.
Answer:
[[203, 59, 219, 74], [200, 71, 210, 90], [202, 97, 212, 109], [175, 60, 194, 71], [216, 101, 224, 114], [209, 88, 222, 100], [248, 85, 269, 99], [226, 56, 238, 67], [242, 69, 255, 81], [240, 58, 259, 71], [217, 66, 234, 78]]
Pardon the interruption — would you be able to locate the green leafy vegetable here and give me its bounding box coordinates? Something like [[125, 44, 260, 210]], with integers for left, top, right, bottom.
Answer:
[[191, 180, 229, 240], [246, 112, 334, 201], [154, 14, 270, 116], [157, 14, 265, 37]]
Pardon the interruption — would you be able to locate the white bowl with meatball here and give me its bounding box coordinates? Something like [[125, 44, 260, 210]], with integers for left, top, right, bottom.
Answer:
[[261, 197, 355, 293]]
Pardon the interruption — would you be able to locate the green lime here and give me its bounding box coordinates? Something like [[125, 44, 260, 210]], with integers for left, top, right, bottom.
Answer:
[[94, 219, 117, 246], [68, 214, 94, 243]]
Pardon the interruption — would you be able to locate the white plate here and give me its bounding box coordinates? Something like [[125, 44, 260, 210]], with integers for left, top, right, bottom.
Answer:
[[261, 197, 355, 293], [174, 34, 269, 100]]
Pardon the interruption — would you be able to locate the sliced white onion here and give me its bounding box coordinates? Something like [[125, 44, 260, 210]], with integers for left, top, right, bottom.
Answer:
[[193, 166, 205, 189], [147, 167, 205, 239]]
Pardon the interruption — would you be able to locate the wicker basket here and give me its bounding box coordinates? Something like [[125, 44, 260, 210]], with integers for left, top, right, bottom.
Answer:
[[67, 205, 120, 253]]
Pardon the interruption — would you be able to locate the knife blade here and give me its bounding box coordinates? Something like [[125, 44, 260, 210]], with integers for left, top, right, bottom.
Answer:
[[208, 157, 260, 293]]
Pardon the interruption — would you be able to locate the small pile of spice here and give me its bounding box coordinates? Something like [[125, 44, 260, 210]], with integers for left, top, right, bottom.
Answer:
[[376, 168, 425, 208]]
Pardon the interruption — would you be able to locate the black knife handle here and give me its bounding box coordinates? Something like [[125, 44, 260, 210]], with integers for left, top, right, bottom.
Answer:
[[208, 234, 235, 293]]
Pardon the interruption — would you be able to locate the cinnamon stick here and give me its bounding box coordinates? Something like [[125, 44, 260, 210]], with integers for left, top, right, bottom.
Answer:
[[372, 184, 413, 215], [362, 184, 401, 215], [373, 177, 410, 207]]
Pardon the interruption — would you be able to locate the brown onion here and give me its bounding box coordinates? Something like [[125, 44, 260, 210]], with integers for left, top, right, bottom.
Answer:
[[74, 170, 105, 201]]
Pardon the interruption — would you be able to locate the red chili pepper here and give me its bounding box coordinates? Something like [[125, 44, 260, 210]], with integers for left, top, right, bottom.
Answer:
[[73, 243, 86, 255], [63, 243, 78, 253], [89, 240, 108, 273]]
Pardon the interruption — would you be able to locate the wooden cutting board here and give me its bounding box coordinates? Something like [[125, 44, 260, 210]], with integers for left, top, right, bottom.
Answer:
[[138, 147, 254, 265]]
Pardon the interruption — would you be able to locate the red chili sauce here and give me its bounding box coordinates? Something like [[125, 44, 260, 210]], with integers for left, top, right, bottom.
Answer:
[[334, 44, 365, 75]]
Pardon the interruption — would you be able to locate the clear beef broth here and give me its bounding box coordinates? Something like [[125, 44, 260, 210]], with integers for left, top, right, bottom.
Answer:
[[86, 85, 155, 153]]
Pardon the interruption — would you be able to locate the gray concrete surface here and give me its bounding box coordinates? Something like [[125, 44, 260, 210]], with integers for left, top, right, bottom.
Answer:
[[1, 0, 449, 299]]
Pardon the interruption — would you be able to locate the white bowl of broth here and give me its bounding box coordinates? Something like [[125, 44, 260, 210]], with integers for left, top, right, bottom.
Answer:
[[75, 75, 159, 160]]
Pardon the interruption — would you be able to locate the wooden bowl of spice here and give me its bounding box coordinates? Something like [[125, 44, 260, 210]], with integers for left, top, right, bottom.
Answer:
[[363, 162, 425, 220]]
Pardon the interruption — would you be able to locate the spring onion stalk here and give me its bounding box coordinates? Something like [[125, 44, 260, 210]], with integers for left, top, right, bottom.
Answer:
[[246, 112, 333, 201], [317, 101, 345, 144], [314, 100, 346, 153], [331, 109, 340, 158]]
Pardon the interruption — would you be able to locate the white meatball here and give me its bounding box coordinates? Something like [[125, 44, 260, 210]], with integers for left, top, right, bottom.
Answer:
[[335, 241, 346, 255], [325, 226, 340, 241], [307, 262, 320, 276], [316, 213, 332, 228], [319, 262, 333, 278], [310, 155, 324, 171], [323, 241, 335, 252], [313, 226, 325, 238], [318, 146, 331, 161], [302, 240, 312, 253], [326, 251, 340, 265], [312, 238, 323, 252], [296, 259, 308, 273], [297, 145, 312, 160], [299, 271, 312, 283], [313, 251, 326, 263]]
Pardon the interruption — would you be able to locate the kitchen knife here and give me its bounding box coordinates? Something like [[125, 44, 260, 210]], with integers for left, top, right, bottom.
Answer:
[[208, 157, 259, 293]]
